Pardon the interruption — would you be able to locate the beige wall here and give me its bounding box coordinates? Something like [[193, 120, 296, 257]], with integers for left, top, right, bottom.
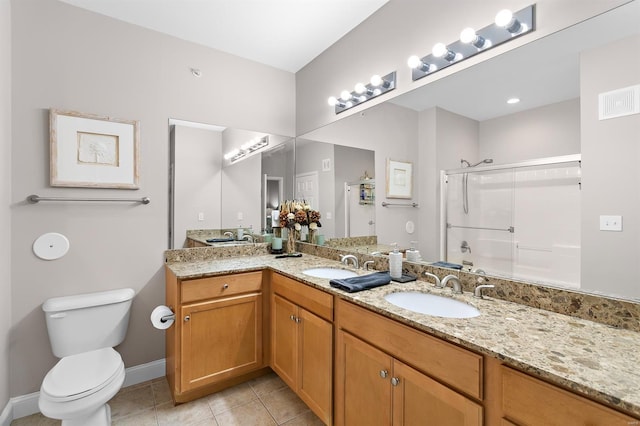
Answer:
[[10, 0, 294, 397], [296, 0, 629, 135], [580, 34, 640, 299], [1, 0, 11, 412]]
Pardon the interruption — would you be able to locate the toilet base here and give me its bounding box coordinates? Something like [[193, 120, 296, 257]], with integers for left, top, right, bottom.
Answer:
[[61, 403, 110, 426]]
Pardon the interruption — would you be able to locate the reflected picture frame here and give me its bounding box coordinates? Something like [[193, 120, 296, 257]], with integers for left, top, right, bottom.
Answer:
[[50, 109, 140, 189], [386, 159, 413, 199]]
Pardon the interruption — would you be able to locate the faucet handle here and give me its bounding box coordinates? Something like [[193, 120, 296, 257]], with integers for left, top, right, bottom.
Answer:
[[363, 260, 375, 271]]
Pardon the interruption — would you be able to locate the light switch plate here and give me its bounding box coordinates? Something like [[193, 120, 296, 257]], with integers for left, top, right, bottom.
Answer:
[[198, 212, 204, 221], [600, 215, 622, 231]]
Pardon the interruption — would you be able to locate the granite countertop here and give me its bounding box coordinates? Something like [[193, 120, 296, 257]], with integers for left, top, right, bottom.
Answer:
[[166, 253, 640, 417]]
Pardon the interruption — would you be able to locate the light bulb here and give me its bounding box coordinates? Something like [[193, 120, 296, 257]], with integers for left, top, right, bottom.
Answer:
[[224, 149, 239, 160], [340, 90, 352, 101], [507, 97, 520, 104], [354, 82, 366, 94], [327, 96, 338, 106], [241, 142, 252, 150], [460, 27, 477, 44], [407, 55, 422, 69], [370, 74, 383, 87], [432, 43, 448, 58], [495, 9, 513, 27]]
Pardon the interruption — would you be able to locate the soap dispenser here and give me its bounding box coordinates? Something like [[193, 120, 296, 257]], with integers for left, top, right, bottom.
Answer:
[[389, 243, 403, 280], [406, 241, 421, 262], [237, 225, 244, 240]]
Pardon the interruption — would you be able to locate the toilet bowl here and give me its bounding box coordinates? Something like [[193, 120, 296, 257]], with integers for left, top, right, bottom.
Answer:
[[38, 288, 134, 425], [39, 348, 125, 426]]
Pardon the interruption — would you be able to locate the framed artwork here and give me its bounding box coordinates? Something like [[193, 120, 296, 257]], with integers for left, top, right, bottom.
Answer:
[[50, 109, 140, 189], [386, 159, 413, 199]]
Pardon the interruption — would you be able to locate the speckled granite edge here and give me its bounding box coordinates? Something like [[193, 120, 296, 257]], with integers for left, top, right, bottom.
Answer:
[[325, 235, 377, 247], [164, 243, 271, 262], [296, 242, 640, 333]]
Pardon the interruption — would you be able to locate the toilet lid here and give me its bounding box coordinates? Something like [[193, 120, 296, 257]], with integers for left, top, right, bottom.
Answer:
[[42, 348, 122, 400]]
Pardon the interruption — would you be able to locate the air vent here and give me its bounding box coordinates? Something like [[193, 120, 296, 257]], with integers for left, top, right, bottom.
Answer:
[[598, 85, 640, 120]]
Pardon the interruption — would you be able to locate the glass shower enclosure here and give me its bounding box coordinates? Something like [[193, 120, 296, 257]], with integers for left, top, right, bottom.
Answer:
[[440, 155, 581, 287]]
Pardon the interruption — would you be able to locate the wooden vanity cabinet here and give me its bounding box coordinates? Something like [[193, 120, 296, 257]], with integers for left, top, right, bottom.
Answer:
[[335, 299, 483, 426], [499, 366, 639, 425], [271, 272, 333, 425], [165, 269, 269, 403]]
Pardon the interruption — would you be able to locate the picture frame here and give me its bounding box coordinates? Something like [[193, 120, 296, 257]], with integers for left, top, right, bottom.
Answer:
[[50, 109, 140, 189], [386, 159, 413, 199]]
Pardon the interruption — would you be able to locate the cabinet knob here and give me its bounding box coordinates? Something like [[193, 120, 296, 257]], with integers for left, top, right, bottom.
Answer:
[[295, 317, 301, 323], [290, 315, 296, 321], [391, 377, 400, 386], [184, 315, 190, 322], [222, 283, 229, 289], [379, 370, 388, 379]]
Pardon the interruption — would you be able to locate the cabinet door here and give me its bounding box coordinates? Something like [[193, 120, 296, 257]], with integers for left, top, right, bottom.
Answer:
[[298, 308, 332, 425], [336, 331, 392, 426], [392, 360, 483, 426], [181, 292, 262, 392], [271, 294, 298, 390]]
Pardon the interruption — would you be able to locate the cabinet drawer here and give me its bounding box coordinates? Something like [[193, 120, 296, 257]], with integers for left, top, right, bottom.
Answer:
[[337, 299, 482, 400], [182, 271, 262, 303], [271, 273, 333, 321], [501, 366, 638, 425]]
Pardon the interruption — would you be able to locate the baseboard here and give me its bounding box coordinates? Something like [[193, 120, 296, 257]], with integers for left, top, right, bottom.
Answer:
[[1, 358, 166, 424]]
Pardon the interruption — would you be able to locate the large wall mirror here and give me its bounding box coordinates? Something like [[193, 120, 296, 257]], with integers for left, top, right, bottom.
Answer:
[[169, 119, 294, 248], [296, 1, 640, 301]]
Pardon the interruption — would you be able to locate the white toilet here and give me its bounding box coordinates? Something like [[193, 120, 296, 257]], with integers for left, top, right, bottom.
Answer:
[[38, 288, 135, 426]]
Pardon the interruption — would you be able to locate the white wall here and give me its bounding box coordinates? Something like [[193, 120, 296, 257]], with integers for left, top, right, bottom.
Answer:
[[10, 0, 294, 397], [296, 0, 628, 135], [220, 154, 262, 232], [173, 125, 222, 248], [479, 98, 581, 163], [1, 0, 11, 413], [580, 34, 640, 299]]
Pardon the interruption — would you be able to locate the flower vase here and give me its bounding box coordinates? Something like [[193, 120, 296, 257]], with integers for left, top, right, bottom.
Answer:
[[286, 228, 296, 254], [308, 229, 316, 245]]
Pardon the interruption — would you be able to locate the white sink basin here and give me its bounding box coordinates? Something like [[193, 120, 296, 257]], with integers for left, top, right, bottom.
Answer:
[[384, 291, 480, 318], [302, 267, 359, 279]]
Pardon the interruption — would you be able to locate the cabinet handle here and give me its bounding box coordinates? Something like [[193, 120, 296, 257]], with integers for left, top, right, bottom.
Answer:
[[379, 370, 388, 379], [222, 283, 229, 289], [295, 317, 301, 323], [391, 377, 400, 386], [184, 315, 190, 322], [290, 315, 296, 321]]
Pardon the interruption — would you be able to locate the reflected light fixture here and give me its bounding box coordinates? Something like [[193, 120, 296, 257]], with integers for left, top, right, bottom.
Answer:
[[327, 71, 396, 114], [408, 4, 534, 82], [224, 135, 269, 162], [507, 97, 521, 104]]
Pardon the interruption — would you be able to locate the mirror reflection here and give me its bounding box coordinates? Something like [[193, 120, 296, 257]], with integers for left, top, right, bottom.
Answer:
[[294, 138, 375, 240], [169, 119, 293, 248], [297, 2, 640, 301]]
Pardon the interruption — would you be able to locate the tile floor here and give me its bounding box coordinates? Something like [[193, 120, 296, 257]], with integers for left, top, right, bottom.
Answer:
[[11, 372, 325, 425]]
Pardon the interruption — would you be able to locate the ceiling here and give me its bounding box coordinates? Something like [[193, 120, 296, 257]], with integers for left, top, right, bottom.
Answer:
[[58, 0, 389, 73]]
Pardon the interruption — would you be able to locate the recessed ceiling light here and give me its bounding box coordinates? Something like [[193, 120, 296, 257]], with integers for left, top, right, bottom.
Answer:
[[507, 97, 520, 104]]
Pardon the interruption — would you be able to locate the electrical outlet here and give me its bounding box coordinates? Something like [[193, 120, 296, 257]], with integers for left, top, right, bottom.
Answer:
[[237, 212, 243, 221], [326, 212, 332, 220], [198, 212, 204, 221], [600, 215, 622, 231]]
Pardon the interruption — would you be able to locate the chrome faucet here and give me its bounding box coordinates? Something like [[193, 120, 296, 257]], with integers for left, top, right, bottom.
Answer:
[[340, 254, 359, 269], [241, 235, 254, 243], [423, 272, 442, 288], [474, 284, 495, 299], [223, 231, 234, 239], [441, 275, 463, 294], [363, 260, 375, 271]]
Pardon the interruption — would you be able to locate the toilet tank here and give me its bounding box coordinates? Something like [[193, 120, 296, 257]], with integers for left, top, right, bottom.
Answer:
[[42, 288, 135, 358]]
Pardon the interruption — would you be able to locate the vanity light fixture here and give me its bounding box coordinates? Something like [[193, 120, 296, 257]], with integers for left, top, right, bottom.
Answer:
[[408, 4, 534, 82], [224, 135, 270, 162], [507, 97, 521, 104], [328, 71, 396, 114]]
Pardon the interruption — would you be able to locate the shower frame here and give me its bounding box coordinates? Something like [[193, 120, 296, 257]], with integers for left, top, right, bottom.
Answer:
[[439, 154, 581, 261]]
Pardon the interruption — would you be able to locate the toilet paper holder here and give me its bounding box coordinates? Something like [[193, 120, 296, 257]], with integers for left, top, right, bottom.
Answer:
[[161, 313, 175, 323]]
